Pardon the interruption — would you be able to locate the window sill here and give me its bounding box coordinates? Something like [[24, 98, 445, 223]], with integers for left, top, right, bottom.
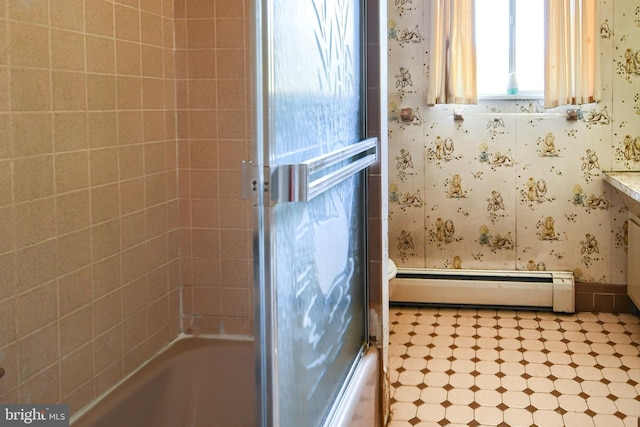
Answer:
[[479, 92, 544, 101]]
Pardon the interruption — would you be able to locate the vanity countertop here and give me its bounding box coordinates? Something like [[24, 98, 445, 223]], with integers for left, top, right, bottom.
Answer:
[[603, 171, 640, 208], [603, 171, 640, 203]]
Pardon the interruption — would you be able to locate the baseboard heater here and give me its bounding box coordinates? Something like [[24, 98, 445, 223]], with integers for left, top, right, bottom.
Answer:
[[390, 268, 575, 313]]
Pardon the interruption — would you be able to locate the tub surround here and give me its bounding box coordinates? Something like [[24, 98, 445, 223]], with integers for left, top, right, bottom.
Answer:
[[0, 0, 253, 412]]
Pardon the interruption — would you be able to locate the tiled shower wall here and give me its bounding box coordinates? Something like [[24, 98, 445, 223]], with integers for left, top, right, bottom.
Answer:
[[174, 0, 253, 337], [0, 0, 253, 412], [388, 0, 640, 312]]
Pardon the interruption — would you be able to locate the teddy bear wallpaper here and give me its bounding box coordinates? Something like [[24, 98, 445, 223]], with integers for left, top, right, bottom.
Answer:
[[387, 1, 640, 301]]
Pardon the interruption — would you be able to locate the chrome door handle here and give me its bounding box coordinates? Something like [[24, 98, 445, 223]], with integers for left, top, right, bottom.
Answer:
[[272, 138, 377, 204]]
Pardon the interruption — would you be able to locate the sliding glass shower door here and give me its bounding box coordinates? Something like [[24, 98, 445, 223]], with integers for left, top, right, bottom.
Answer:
[[250, 0, 373, 425]]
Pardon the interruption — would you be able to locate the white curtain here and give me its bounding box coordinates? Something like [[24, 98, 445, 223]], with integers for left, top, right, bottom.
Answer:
[[544, 0, 600, 108], [426, 0, 477, 105]]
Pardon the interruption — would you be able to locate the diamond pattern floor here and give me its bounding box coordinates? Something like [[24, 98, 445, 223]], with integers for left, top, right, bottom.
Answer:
[[388, 306, 640, 427]]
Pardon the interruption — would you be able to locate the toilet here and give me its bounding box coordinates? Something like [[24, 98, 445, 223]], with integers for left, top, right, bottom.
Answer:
[[388, 259, 398, 298]]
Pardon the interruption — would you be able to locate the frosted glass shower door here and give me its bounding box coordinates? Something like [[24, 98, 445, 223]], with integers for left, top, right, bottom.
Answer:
[[252, 0, 373, 426]]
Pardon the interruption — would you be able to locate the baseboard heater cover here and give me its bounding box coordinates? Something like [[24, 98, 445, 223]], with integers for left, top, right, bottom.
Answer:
[[390, 268, 575, 313]]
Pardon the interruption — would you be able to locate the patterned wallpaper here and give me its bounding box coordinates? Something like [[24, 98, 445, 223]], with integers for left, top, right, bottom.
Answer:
[[387, 0, 640, 285]]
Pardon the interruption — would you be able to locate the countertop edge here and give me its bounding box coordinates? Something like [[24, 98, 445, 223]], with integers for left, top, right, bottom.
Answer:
[[603, 171, 640, 204]]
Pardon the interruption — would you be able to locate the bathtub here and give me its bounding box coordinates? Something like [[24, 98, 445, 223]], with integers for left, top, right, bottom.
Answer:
[[71, 337, 255, 427]]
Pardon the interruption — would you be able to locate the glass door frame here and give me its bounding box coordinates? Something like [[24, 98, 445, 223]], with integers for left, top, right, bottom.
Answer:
[[249, 0, 371, 425]]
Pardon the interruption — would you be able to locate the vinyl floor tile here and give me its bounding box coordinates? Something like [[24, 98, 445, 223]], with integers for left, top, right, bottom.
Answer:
[[388, 306, 640, 427]]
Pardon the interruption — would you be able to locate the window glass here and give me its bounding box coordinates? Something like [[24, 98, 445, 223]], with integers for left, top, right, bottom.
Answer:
[[475, 0, 510, 95], [475, 0, 544, 96], [515, 0, 544, 92]]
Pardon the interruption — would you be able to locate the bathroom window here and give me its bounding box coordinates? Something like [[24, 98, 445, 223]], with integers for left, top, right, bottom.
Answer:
[[475, 0, 544, 98]]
